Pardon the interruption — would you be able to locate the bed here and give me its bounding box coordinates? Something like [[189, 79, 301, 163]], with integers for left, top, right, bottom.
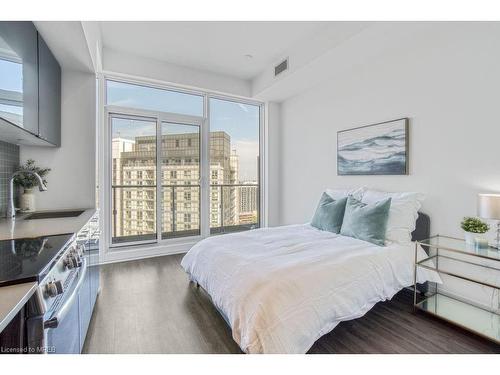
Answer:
[[181, 213, 436, 354]]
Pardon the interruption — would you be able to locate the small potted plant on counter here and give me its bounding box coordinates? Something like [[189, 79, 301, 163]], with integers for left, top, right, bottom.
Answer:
[[460, 216, 490, 246], [13, 159, 51, 212]]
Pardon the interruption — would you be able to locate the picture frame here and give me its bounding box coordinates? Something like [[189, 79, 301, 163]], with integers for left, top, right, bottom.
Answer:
[[337, 118, 409, 176]]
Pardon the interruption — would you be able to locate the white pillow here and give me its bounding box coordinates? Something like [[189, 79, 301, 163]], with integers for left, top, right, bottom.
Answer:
[[325, 187, 365, 201], [361, 189, 425, 244]]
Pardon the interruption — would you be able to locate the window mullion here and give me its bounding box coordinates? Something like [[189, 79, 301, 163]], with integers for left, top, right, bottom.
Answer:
[[201, 93, 210, 238], [156, 116, 162, 243]]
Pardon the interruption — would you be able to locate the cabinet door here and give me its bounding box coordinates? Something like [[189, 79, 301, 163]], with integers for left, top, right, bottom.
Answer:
[[37, 34, 61, 146], [0, 21, 38, 135]]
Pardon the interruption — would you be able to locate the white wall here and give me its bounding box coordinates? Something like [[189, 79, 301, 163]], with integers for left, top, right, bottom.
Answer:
[[277, 23, 500, 239], [103, 48, 251, 97], [20, 69, 96, 210]]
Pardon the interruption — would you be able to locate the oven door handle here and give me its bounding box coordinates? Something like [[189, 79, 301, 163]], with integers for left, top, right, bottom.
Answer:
[[44, 257, 87, 329]]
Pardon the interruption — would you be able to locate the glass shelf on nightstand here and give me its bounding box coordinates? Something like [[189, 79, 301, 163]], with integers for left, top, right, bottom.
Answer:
[[414, 235, 500, 345], [415, 293, 500, 344], [418, 235, 500, 261]]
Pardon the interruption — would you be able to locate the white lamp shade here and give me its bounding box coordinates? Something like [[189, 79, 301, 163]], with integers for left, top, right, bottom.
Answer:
[[477, 193, 500, 220]]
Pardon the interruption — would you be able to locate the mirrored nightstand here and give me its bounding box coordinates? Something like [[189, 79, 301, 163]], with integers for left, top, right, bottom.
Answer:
[[414, 235, 500, 345]]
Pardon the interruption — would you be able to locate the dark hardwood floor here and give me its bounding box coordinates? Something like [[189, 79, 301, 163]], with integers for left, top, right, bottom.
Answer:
[[83, 254, 500, 354]]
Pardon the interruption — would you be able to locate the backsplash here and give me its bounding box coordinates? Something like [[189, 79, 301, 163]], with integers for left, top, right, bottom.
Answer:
[[0, 140, 20, 216]]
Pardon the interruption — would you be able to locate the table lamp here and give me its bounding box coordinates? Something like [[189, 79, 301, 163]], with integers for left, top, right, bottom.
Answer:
[[477, 193, 500, 249]]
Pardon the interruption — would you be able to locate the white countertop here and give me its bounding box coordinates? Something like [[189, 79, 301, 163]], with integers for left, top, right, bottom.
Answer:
[[0, 208, 96, 240], [0, 282, 37, 332]]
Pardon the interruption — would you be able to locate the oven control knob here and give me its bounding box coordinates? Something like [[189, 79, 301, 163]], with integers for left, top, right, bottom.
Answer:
[[44, 280, 64, 298], [75, 244, 84, 257], [64, 254, 81, 269], [64, 255, 75, 269], [75, 254, 83, 267]]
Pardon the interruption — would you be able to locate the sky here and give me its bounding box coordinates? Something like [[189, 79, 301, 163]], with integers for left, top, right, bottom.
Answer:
[[108, 81, 260, 181]]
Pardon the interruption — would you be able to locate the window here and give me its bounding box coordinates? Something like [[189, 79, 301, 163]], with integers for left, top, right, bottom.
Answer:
[[162, 122, 200, 239], [106, 80, 203, 116], [111, 116, 157, 244], [209, 98, 260, 234], [106, 79, 262, 248]]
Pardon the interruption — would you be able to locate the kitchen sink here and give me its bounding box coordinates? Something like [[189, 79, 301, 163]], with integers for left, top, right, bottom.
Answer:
[[23, 210, 85, 220]]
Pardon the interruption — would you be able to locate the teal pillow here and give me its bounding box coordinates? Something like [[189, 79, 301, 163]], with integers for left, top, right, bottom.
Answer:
[[340, 196, 392, 246], [311, 193, 348, 233]]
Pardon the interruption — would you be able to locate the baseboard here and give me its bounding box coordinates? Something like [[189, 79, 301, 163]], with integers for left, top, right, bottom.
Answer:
[[100, 241, 193, 264]]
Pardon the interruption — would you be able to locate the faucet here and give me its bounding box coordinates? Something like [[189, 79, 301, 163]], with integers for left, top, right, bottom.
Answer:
[[8, 170, 48, 219]]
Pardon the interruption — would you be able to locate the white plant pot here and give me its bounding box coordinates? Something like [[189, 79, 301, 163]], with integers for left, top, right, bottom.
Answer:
[[20, 189, 36, 212], [464, 231, 485, 246], [464, 231, 476, 245]]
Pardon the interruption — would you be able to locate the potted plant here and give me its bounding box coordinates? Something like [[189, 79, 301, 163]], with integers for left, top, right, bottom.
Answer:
[[13, 159, 50, 212], [460, 217, 490, 245]]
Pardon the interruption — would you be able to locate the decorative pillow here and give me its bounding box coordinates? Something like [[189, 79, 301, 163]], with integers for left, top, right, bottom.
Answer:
[[340, 196, 392, 246], [362, 190, 425, 244], [311, 193, 348, 233], [325, 187, 365, 201]]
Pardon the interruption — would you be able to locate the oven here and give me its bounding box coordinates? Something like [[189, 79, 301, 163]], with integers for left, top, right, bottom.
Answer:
[[26, 239, 87, 354], [44, 251, 88, 354]]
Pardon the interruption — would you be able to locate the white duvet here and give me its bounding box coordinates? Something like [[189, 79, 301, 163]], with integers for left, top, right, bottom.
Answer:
[[181, 224, 437, 354]]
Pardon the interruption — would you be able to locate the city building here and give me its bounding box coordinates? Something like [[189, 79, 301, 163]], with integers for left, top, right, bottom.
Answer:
[[111, 131, 257, 241], [239, 183, 258, 225]]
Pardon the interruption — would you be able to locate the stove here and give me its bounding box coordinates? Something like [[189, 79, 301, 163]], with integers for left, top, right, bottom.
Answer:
[[0, 233, 89, 353], [0, 211, 100, 354], [0, 234, 75, 288]]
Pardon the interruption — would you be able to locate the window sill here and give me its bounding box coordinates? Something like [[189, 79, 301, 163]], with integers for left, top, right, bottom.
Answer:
[[102, 237, 198, 264]]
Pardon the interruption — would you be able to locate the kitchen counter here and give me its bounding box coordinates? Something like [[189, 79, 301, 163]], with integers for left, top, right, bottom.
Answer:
[[0, 282, 37, 333], [0, 208, 96, 240]]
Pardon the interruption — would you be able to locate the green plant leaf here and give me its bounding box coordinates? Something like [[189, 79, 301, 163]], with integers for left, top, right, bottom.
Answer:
[[13, 159, 51, 190]]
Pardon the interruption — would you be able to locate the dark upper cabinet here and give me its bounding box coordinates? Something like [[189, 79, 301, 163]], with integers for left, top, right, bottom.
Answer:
[[38, 35, 61, 146], [0, 21, 39, 135], [0, 22, 61, 147]]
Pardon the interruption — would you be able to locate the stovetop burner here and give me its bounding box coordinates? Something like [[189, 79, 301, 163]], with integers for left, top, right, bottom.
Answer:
[[0, 233, 75, 287]]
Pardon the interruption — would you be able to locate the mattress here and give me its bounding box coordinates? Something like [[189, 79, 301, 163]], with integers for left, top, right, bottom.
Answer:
[[181, 224, 438, 354]]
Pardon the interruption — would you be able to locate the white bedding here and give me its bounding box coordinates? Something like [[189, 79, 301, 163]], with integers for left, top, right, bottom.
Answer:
[[181, 224, 437, 354]]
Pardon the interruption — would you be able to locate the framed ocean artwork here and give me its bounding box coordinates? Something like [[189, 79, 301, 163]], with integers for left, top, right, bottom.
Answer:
[[337, 118, 409, 175]]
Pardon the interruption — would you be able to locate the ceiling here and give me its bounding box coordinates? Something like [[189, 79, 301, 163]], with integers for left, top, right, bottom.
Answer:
[[99, 21, 329, 80]]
